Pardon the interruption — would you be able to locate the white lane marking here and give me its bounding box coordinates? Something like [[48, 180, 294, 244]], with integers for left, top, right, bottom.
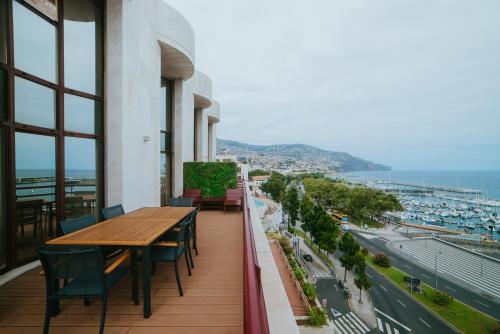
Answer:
[[367, 273, 373, 279], [474, 300, 491, 308], [403, 264, 411, 269], [350, 312, 371, 332], [335, 285, 339, 291], [330, 307, 342, 317], [396, 299, 407, 308], [421, 273, 431, 280], [419, 317, 431, 328], [394, 328, 400, 334], [385, 323, 393, 334], [377, 317, 384, 331], [374, 308, 412, 332], [333, 321, 349, 334], [380, 285, 388, 292], [346, 312, 366, 333], [444, 285, 456, 292]]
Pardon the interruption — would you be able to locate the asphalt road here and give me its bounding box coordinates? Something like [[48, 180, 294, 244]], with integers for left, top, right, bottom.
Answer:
[[316, 278, 351, 318], [352, 230, 500, 320]]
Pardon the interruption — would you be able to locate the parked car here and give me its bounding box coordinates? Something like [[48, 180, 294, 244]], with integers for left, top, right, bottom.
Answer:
[[302, 254, 313, 262]]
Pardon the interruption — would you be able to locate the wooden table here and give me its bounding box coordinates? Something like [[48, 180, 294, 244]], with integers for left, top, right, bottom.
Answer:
[[47, 206, 195, 318]]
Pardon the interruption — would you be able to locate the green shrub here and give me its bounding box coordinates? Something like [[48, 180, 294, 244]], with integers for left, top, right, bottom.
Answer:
[[302, 282, 316, 299], [294, 268, 304, 281], [308, 307, 327, 326], [373, 252, 391, 267], [183, 162, 237, 198], [361, 247, 369, 257], [433, 290, 454, 306], [279, 237, 293, 256]]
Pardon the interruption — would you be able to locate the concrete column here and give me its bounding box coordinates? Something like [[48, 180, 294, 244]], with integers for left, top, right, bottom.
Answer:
[[201, 111, 209, 161], [194, 108, 203, 161], [208, 123, 216, 161], [172, 78, 184, 197]]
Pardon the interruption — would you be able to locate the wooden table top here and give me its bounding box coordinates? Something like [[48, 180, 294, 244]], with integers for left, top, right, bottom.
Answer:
[[47, 206, 195, 247]]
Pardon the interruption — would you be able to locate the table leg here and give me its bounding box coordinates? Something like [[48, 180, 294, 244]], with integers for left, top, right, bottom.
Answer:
[[142, 246, 151, 318]]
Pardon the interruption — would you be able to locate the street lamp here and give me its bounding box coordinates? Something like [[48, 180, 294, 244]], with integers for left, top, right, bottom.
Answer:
[[434, 250, 442, 292]]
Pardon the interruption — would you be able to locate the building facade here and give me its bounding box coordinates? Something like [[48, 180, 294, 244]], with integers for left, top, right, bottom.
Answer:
[[0, 0, 220, 272]]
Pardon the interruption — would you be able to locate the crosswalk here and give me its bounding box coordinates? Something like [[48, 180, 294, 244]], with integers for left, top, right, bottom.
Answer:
[[390, 238, 500, 300], [374, 308, 411, 334], [376, 317, 401, 334], [332, 312, 371, 334]]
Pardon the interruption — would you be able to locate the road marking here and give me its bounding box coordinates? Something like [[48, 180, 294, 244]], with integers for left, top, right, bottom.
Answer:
[[444, 285, 456, 292], [334, 285, 339, 291], [403, 264, 411, 269], [419, 317, 431, 328], [350, 312, 371, 332], [474, 300, 491, 308], [421, 273, 431, 280], [379, 285, 388, 292], [385, 323, 393, 334], [366, 273, 373, 279], [394, 328, 400, 334], [374, 308, 412, 332], [396, 299, 407, 308], [377, 317, 384, 331], [330, 307, 342, 317]]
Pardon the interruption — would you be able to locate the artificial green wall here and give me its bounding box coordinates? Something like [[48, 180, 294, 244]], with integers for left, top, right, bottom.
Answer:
[[183, 162, 238, 198]]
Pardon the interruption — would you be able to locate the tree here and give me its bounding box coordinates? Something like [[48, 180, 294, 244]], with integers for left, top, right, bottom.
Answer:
[[286, 187, 300, 231], [353, 253, 371, 303], [248, 169, 269, 177], [338, 233, 360, 282], [260, 172, 285, 202], [300, 195, 314, 235]]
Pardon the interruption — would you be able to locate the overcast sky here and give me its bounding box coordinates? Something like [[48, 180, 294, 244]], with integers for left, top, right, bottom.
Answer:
[[167, 0, 500, 171]]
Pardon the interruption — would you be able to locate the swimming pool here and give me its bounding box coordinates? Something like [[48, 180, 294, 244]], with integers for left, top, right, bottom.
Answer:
[[254, 198, 266, 207]]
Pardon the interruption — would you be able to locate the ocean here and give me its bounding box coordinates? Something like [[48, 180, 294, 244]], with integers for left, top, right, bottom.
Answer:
[[339, 171, 500, 200]]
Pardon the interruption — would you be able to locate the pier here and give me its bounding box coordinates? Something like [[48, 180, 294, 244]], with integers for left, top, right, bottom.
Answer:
[[400, 221, 462, 235], [379, 181, 481, 195]]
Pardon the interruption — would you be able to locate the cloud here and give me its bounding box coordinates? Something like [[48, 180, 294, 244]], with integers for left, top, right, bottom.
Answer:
[[166, 0, 500, 170]]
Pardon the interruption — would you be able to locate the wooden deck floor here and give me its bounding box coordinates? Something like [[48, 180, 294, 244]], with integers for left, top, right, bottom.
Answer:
[[0, 210, 244, 334]]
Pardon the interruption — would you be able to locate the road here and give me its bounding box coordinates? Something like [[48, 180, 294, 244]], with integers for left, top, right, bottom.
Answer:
[[352, 230, 500, 320]]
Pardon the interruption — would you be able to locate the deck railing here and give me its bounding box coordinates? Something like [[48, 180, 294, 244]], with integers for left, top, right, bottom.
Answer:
[[243, 184, 270, 334]]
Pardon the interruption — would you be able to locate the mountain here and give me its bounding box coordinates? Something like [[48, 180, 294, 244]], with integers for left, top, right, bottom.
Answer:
[[216, 139, 390, 173]]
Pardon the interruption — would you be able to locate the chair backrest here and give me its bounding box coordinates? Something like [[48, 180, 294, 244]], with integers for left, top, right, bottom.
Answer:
[[101, 204, 125, 220], [59, 215, 97, 235], [225, 188, 243, 200], [37, 246, 106, 295], [183, 189, 201, 198], [169, 197, 193, 207], [16, 199, 44, 222]]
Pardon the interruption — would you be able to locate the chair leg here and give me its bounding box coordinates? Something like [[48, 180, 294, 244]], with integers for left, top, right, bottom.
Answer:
[[174, 260, 183, 296], [99, 296, 107, 334], [187, 241, 194, 269], [152, 261, 157, 275], [193, 236, 198, 256], [184, 251, 192, 276], [43, 298, 51, 334], [84, 297, 91, 306]]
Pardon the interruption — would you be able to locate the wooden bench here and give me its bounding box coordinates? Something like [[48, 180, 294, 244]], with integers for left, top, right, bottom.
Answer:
[[224, 188, 243, 213]]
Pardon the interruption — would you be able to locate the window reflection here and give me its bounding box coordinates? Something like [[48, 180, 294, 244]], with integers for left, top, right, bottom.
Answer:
[[0, 129, 6, 269], [0, 0, 7, 64], [0, 69, 6, 121], [15, 132, 55, 263], [64, 94, 101, 134], [65, 137, 100, 219], [13, 1, 57, 83], [15, 77, 56, 128], [64, 0, 102, 95]]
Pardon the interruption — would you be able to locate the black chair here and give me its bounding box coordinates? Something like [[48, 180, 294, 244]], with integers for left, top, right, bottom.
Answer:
[[152, 221, 192, 296], [161, 211, 196, 268], [37, 246, 138, 334], [59, 215, 97, 235], [191, 207, 200, 256], [101, 204, 125, 220], [169, 197, 193, 207]]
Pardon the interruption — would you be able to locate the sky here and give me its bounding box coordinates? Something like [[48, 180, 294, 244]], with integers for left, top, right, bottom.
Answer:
[[166, 0, 500, 171]]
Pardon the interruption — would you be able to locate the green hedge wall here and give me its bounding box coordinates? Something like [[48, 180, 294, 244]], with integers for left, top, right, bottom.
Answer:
[[183, 162, 238, 198]]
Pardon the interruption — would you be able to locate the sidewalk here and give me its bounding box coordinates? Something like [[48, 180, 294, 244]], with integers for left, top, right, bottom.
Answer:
[[330, 253, 377, 328]]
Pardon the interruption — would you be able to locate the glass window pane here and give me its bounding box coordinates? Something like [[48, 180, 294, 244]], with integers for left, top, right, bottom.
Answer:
[[13, 1, 57, 83], [65, 137, 100, 219], [0, 129, 6, 269], [160, 80, 166, 131], [15, 132, 56, 263], [15, 76, 56, 128], [160, 153, 171, 206], [64, 94, 101, 134], [0, 69, 6, 121], [0, 0, 7, 64], [64, 0, 102, 95]]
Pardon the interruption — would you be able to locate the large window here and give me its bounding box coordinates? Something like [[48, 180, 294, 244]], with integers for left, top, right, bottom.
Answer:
[[0, 0, 7, 64], [13, 0, 57, 83], [1, 0, 104, 270], [160, 79, 173, 206], [15, 77, 56, 128], [15, 132, 56, 263], [64, 0, 102, 95]]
